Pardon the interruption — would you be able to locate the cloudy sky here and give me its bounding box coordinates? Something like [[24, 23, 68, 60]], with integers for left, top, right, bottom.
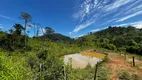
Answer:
[[0, 0, 142, 37]]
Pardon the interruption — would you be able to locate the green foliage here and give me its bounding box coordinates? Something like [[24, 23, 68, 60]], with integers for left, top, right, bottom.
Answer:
[[20, 12, 32, 22], [118, 72, 141, 80], [118, 47, 126, 52], [67, 67, 95, 80], [42, 33, 72, 43], [97, 64, 110, 80], [13, 24, 24, 35], [0, 52, 33, 80], [0, 24, 31, 51], [100, 43, 116, 50], [37, 50, 48, 60], [80, 26, 142, 55], [40, 55, 64, 80], [1, 22, 142, 80], [131, 74, 141, 80], [119, 72, 130, 80], [0, 32, 9, 49], [126, 46, 139, 54]]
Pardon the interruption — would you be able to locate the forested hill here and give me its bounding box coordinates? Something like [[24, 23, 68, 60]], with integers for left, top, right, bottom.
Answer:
[[95, 26, 142, 39], [80, 26, 142, 55], [41, 33, 72, 42]]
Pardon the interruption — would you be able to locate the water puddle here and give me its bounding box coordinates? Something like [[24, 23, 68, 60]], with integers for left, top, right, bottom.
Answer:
[[64, 51, 105, 69]]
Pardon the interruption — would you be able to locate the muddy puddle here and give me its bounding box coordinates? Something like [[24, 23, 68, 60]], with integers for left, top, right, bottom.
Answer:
[[64, 51, 105, 68]]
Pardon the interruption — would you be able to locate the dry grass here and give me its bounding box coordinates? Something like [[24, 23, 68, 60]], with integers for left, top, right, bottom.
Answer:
[[81, 50, 106, 59]]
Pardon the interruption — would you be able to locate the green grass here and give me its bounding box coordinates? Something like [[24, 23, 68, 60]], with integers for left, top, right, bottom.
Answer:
[[118, 71, 141, 80]]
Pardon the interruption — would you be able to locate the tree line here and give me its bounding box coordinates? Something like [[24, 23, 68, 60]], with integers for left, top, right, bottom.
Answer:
[[1, 12, 142, 56]]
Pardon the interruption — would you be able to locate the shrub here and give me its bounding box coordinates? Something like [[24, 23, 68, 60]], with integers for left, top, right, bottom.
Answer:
[[131, 74, 141, 80], [126, 46, 139, 54], [0, 53, 32, 80], [119, 72, 130, 80], [100, 43, 116, 50]]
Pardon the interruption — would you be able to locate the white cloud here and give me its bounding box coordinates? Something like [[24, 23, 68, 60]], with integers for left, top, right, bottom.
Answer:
[[69, 32, 72, 34], [73, 0, 92, 22], [77, 34, 84, 37], [33, 28, 45, 36], [42, 28, 46, 34], [99, 18, 118, 26], [117, 10, 142, 22], [90, 27, 108, 33], [72, 0, 142, 33], [91, 29, 100, 32], [85, 4, 90, 14], [0, 24, 2, 28], [0, 14, 16, 21], [73, 20, 95, 33], [104, 0, 130, 11], [74, 34, 85, 38], [102, 27, 108, 29], [114, 21, 142, 28], [123, 1, 142, 15], [37, 27, 46, 36]]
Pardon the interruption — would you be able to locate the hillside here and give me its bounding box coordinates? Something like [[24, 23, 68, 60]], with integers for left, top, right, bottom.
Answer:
[[1, 22, 142, 80], [77, 26, 142, 55], [41, 33, 72, 43]]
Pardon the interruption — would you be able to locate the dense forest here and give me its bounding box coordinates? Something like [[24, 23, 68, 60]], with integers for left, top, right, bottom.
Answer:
[[0, 12, 142, 80], [79, 26, 142, 55]]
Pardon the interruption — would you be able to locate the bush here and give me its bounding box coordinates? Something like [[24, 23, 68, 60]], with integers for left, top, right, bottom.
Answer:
[[0, 53, 32, 80], [126, 46, 139, 54], [118, 72, 141, 80], [39, 55, 64, 80], [97, 64, 110, 80], [131, 74, 141, 80], [100, 43, 116, 50], [119, 72, 130, 80], [118, 47, 126, 52]]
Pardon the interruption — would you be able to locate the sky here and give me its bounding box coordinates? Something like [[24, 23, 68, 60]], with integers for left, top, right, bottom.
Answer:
[[0, 0, 142, 38]]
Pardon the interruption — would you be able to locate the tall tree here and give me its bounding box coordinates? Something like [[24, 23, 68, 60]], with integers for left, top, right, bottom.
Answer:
[[19, 12, 32, 45]]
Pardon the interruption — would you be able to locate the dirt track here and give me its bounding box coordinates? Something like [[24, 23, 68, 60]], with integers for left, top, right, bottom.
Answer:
[[106, 55, 142, 80]]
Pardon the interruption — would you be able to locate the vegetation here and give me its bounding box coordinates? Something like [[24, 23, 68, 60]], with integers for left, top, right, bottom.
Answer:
[[0, 12, 142, 80], [118, 72, 141, 80], [79, 26, 142, 55]]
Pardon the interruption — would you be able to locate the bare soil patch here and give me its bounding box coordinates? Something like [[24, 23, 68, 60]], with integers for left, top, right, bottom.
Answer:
[[106, 55, 142, 80]]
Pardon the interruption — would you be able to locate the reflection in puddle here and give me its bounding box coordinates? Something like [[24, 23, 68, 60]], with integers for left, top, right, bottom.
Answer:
[[64, 53, 103, 69]]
